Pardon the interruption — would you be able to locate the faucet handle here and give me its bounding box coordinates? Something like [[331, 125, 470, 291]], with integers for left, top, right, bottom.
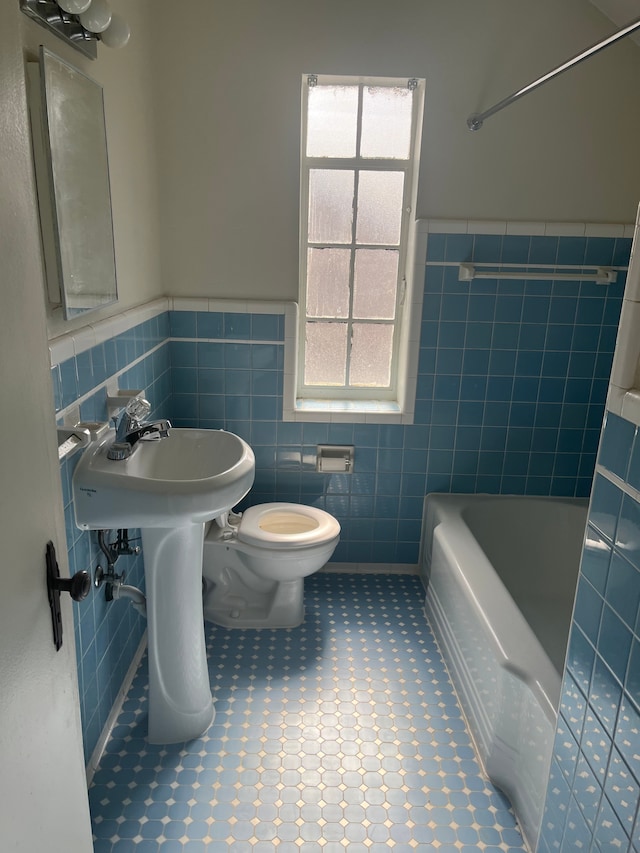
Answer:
[[126, 396, 151, 421]]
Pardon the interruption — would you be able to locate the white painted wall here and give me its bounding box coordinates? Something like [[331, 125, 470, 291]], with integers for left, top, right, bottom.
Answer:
[[21, 0, 163, 340], [152, 0, 640, 301]]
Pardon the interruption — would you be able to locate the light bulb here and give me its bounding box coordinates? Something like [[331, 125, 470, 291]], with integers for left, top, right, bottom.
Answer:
[[100, 13, 130, 48], [57, 0, 92, 14], [79, 0, 111, 33]]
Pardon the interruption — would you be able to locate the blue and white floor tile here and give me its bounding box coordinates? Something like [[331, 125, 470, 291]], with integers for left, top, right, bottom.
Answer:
[[89, 573, 527, 851]]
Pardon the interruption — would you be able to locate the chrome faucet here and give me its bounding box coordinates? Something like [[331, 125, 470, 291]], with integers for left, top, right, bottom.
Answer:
[[107, 397, 171, 460]]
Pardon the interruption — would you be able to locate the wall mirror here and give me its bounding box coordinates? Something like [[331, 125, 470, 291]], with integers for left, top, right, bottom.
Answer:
[[28, 46, 117, 319]]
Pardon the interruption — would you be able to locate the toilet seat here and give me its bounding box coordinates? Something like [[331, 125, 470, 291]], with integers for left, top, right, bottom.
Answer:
[[236, 502, 340, 550]]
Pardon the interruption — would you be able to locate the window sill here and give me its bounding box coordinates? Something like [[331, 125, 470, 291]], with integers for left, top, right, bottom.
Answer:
[[284, 398, 411, 424]]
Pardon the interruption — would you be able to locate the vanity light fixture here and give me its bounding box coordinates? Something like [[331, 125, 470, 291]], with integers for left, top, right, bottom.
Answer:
[[20, 0, 130, 59]]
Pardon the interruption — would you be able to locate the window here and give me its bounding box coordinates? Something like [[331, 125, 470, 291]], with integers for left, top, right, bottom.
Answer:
[[297, 74, 424, 412]]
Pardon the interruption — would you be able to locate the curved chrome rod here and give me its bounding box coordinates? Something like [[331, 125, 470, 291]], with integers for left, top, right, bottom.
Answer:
[[467, 16, 640, 131]]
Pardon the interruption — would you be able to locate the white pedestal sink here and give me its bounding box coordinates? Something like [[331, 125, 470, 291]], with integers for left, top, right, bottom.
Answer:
[[73, 428, 255, 743]]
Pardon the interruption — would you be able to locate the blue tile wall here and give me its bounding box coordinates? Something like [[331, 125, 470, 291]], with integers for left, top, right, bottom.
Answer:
[[538, 412, 640, 853], [50, 230, 630, 764], [419, 233, 627, 498], [169, 232, 628, 564], [52, 313, 171, 763]]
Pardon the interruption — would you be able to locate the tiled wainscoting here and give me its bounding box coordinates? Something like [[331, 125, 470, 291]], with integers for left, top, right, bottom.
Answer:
[[538, 411, 640, 852], [54, 311, 172, 764]]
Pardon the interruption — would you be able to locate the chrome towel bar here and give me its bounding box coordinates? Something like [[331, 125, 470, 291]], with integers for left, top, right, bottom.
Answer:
[[458, 263, 617, 284]]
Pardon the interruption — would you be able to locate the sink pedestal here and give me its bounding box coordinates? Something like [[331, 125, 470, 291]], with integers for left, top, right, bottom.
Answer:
[[142, 524, 214, 743]]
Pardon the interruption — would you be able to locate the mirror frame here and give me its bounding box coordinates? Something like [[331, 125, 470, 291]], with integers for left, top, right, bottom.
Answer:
[[28, 46, 118, 320]]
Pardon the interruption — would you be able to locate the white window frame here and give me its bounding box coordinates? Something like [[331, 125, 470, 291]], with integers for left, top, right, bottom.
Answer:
[[292, 74, 425, 421]]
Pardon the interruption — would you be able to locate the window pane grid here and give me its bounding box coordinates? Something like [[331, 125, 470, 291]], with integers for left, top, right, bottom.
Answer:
[[304, 318, 397, 391], [299, 75, 423, 398]]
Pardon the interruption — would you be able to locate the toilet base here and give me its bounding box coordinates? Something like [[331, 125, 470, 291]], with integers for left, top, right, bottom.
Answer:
[[203, 568, 304, 629]]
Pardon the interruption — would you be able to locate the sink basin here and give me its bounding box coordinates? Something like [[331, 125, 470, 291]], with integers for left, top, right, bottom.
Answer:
[[73, 428, 255, 529]]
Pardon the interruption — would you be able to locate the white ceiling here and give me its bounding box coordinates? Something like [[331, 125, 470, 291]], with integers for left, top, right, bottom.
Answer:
[[589, 0, 640, 43]]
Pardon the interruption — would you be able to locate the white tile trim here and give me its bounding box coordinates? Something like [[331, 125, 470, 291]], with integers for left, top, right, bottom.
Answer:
[[621, 391, 640, 427], [584, 224, 627, 238], [608, 206, 640, 428], [543, 222, 585, 237], [465, 220, 506, 235], [606, 385, 626, 417], [172, 296, 209, 312], [48, 297, 295, 367], [169, 297, 293, 315], [49, 298, 169, 366], [418, 218, 633, 237]]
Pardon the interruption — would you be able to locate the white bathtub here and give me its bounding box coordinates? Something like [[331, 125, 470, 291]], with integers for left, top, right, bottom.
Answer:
[[420, 494, 588, 851]]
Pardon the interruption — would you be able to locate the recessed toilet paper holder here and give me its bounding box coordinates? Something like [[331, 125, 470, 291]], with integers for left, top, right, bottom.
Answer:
[[316, 445, 354, 474]]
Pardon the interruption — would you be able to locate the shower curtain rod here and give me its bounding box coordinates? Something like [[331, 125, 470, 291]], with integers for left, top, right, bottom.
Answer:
[[467, 16, 640, 131]]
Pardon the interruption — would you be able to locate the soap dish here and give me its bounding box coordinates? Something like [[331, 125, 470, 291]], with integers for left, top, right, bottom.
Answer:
[[76, 421, 110, 442]]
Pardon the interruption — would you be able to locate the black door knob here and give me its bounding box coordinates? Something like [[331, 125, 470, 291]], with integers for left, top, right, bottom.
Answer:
[[53, 570, 91, 602], [46, 541, 91, 651]]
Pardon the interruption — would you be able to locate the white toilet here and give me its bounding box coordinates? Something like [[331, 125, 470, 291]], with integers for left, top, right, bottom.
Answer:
[[202, 502, 340, 628]]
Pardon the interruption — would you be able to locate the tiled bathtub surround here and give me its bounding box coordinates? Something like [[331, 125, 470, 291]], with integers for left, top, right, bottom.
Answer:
[[419, 228, 628, 498], [538, 411, 640, 852]]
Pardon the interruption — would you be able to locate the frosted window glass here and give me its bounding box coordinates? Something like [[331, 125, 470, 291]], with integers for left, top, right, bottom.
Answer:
[[307, 85, 358, 158], [361, 87, 413, 159], [306, 249, 350, 318], [353, 249, 398, 320], [356, 171, 404, 245], [350, 324, 394, 387], [304, 322, 347, 386], [308, 170, 354, 244]]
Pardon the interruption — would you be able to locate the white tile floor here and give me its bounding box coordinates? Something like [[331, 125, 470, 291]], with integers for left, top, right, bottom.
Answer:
[[89, 573, 527, 851]]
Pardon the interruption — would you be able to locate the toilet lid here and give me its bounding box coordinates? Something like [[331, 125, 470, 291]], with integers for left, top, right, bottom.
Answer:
[[237, 503, 340, 550]]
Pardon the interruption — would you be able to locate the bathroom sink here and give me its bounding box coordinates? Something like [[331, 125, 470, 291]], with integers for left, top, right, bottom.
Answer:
[[73, 428, 255, 529], [73, 425, 256, 743]]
